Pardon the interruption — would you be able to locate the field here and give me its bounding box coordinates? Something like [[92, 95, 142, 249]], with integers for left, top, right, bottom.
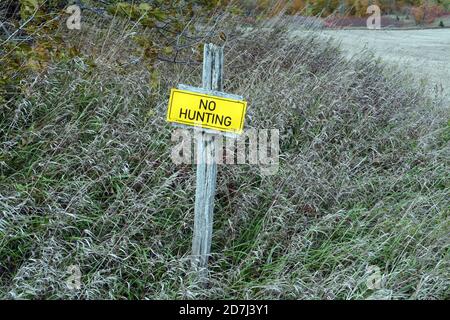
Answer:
[[315, 28, 450, 100]]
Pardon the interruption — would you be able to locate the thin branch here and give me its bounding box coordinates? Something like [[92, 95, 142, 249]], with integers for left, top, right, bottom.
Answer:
[[1, 8, 38, 45], [157, 55, 200, 65], [0, 21, 11, 37]]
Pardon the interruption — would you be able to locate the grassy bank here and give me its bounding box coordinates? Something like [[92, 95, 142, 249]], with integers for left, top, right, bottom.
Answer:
[[0, 14, 449, 299]]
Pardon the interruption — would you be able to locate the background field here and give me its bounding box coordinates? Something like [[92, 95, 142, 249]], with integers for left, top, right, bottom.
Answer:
[[315, 28, 450, 100]]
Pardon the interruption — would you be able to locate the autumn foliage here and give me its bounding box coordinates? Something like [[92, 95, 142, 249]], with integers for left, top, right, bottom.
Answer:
[[411, 3, 448, 24], [246, 0, 449, 18]]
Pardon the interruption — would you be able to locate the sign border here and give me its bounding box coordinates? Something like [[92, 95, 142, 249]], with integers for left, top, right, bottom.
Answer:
[[166, 88, 247, 134]]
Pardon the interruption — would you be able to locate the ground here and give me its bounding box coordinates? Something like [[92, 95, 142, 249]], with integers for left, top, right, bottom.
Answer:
[[313, 28, 450, 100]]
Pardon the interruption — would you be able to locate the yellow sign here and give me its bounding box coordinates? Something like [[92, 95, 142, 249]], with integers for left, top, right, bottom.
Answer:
[[167, 88, 247, 134]]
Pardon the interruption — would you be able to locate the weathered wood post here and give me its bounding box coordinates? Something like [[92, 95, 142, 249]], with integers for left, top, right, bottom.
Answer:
[[166, 44, 246, 272], [191, 43, 223, 271]]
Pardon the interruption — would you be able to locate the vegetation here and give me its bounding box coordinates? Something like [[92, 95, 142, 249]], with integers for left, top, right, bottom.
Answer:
[[0, 1, 449, 299], [243, 0, 450, 17]]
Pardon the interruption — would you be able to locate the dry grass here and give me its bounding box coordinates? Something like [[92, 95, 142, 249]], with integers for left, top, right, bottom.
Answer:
[[0, 12, 449, 299]]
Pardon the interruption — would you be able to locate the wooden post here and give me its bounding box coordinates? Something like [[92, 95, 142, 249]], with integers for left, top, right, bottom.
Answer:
[[191, 43, 223, 271]]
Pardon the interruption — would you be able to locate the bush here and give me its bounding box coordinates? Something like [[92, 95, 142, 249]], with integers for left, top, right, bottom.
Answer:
[[411, 3, 448, 25]]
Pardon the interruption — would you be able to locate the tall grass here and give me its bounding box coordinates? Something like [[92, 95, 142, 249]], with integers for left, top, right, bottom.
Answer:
[[0, 12, 449, 299]]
